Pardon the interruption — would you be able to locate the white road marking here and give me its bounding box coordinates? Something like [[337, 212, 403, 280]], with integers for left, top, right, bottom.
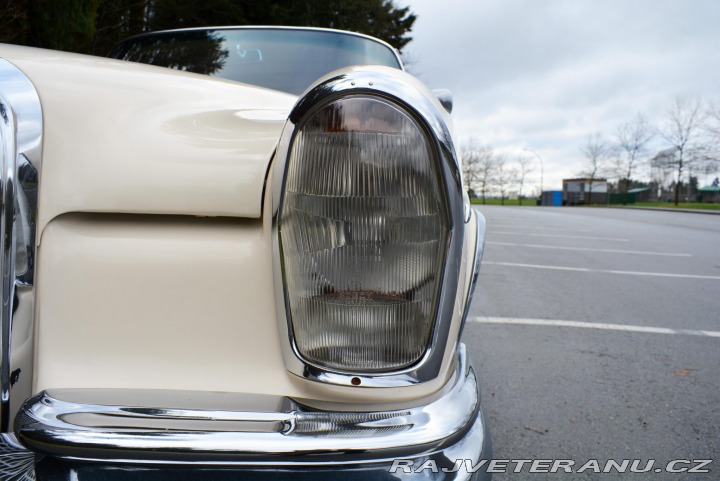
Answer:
[[487, 241, 691, 257], [485, 261, 590, 272], [605, 269, 720, 280], [488, 226, 591, 233], [469, 316, 720, 338], [490, 231, 630, 242], [483, 261, 720, 280]]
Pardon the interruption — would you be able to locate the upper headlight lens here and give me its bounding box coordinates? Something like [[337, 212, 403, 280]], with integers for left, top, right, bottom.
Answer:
[[279, 95, 449, 373]]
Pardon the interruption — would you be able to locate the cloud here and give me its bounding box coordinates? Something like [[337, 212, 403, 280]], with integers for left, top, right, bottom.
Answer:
[[403, 0, 720, 189]]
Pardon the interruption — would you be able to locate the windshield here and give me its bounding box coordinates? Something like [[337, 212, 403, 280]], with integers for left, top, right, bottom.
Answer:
[[110, 28, 402, 95]]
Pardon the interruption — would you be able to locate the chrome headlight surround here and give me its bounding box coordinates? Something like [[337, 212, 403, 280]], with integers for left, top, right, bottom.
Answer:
[[0, 58, 42, 431], [272, 67, 466, 387]]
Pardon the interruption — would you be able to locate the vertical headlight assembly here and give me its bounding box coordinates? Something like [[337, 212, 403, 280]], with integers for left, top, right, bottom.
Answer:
[[280, 96, 448, 373], [278, 72, 462, 379]]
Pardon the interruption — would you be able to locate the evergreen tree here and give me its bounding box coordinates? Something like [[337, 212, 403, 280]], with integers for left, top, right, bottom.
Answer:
[[1, 0, 415, 55]]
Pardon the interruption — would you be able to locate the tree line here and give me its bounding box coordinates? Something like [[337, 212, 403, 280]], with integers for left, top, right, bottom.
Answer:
[[461, 141, 537, 205], [1, 0, 416, 56], [578, 98, 720, 205], [463, 97, 720, 206]]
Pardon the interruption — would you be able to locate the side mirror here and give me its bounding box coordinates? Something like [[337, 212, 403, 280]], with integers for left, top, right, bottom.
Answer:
[[432, 89, 453, 114]]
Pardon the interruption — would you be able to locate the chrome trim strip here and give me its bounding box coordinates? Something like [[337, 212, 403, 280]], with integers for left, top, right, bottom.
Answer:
[[14, 155, 38, 286], [6, 405, 490, 480], [0, 58, 43, 432], [272, 66, 465, 387], [15, 345, 480, 465], [463, 190, 472, 223], [458, 210, 486, 340], [0, 90, 18, 433]]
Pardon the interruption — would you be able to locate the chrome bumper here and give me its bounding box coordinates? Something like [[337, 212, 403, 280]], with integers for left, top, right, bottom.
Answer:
[[13, 344, 490, 479]]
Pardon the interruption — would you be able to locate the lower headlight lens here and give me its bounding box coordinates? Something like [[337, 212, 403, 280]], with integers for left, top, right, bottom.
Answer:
[[279, 95, 449, 373]]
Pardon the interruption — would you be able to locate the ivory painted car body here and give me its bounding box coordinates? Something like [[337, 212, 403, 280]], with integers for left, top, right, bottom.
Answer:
[[0, 27, 490, 480]]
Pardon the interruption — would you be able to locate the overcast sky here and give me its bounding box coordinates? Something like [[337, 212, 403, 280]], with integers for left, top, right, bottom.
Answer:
[[402, 0, 720, 191]]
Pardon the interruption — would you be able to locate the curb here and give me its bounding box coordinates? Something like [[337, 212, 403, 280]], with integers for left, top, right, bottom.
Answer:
[[604, 206, 720, 216]]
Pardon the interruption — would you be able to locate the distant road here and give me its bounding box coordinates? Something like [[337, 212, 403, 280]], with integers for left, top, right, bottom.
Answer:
[[464, 206, 720, 480]]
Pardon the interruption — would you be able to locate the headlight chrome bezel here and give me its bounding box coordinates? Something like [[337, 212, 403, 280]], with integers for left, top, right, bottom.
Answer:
[[272, 67, 467, 388]]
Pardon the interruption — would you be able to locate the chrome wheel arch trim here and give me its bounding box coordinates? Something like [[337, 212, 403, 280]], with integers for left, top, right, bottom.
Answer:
[[270, 66, 466, 388]]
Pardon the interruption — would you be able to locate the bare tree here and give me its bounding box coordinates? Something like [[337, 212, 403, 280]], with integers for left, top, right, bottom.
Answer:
[[476, 148, 497, 204], [461, 140, 496, 204], [650, 148, 676, 200], [580, 133, 609, 205], [703, 101, 720, 179], [461, 142, 480, 197], [493, 155, 517, 206], [659, 98, 707, 205], [706, 101, 720, 141], [515, 154, 534, 206], [614, 114, 655, 204]]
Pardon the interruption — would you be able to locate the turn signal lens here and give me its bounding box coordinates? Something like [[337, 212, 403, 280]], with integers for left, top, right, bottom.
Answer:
[[279, 96, 449, 373]]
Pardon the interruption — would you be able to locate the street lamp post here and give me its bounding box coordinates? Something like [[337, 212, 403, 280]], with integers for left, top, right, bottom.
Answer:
[[523, 148, 544, 196]]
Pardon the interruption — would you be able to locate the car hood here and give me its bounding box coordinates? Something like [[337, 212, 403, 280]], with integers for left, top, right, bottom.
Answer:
[[0, 44, 297, 232]]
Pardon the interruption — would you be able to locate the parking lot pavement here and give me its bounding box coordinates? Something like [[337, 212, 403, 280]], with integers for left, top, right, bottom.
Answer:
[[465, 206, 720, 480]]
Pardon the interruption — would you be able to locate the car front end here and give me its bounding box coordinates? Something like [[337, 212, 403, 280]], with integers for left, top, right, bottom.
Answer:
[[0, 28, 490, 480]]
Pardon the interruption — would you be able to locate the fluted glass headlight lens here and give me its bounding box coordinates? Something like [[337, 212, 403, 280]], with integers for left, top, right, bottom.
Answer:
[[279, 96, 449, 373]]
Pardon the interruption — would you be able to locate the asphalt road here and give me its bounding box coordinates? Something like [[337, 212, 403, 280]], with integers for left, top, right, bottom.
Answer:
[[464, 206, 720, 480]]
